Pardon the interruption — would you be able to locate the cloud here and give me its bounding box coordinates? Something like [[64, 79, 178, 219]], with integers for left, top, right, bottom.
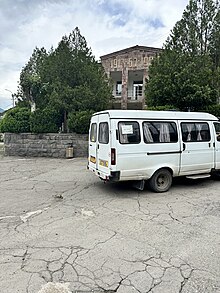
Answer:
[[0, 0, 188, 109]]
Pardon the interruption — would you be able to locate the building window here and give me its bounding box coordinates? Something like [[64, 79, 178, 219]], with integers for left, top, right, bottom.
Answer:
[[129, 58, 132, 67], [114, 59, 117, 67], [144, 57, 148, 64], [133, 81, 143, 99], [133, 58, 137, 66], [116, 81, 122, 96]]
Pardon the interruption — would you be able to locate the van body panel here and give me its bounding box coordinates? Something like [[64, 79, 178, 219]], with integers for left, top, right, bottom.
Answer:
[[88, 110, 219, 188], [116, 148, 180, 180]]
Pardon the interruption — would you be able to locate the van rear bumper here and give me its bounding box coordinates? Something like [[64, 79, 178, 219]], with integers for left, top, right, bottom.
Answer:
[[88, 164, 120, 181], [109, 171, 120, 182], [88, 164, 110, 180]]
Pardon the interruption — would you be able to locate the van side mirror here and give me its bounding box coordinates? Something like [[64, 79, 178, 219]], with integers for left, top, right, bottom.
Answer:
[[217, 135, 220, 142]]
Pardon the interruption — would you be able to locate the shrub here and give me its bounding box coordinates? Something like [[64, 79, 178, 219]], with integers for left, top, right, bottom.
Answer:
[[68, 111, 93, 134], [204, 104, 220, 118], [0, 107, 31, 133], [146, 105, 179, 111], [30, 108, 62, 133]]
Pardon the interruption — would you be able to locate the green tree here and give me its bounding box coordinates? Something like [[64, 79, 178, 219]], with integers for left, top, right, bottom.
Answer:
[[18, 47, 48, 109], [146, 0, 220, 110], [18, 27, 111, 132], [166, 0, 219, 55], [147, 50, 217, 110], [44, 27, 111, 130], [68, 110, 93, 134]]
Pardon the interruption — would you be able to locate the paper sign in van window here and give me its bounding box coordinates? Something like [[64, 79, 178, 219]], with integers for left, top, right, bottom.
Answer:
[[121, 125, 133, 135]]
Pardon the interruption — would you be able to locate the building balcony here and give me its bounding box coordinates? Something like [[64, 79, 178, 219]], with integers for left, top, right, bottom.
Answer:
[[112, 89, 144, 101]]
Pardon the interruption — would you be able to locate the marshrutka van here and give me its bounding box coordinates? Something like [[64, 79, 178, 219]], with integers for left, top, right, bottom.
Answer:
[[88, 110, 220, 192]]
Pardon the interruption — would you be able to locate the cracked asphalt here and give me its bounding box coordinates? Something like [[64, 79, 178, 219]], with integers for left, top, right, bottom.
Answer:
[[0, 156, 220, 293]]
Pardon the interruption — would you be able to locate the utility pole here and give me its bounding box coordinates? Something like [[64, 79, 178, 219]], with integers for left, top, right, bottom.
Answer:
[[5, 89, 15, 107]]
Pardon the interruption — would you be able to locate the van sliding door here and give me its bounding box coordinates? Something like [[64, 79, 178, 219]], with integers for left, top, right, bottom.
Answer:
[[213, 122, 220, 169], [180, 121, 214, 174]]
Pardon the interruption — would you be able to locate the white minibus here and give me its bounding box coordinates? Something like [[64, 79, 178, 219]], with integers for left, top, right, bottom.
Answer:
[[88, 110, 220, 192]]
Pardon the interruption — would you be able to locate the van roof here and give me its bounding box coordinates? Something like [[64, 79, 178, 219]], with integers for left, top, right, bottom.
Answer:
[[93, 110, 218, 121]]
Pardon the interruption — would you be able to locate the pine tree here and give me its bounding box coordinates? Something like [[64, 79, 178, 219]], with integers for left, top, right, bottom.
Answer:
[[17, 27, 111, 131], [146, 0, 220, 111]]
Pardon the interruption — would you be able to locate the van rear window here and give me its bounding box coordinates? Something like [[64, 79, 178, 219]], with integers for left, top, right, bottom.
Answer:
[[118, 122, 140, 144], [98, 122, 109, 144], [90, 123, 97, 142]]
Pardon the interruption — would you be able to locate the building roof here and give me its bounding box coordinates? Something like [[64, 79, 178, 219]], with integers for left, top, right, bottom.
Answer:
[[100, 45, 162, 60]]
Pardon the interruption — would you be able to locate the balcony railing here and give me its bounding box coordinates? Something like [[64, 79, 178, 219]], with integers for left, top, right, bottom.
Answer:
[[112, 89, 143, 100]]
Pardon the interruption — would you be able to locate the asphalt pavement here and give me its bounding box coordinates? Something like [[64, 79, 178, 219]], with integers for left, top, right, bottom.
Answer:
[[0, 156, 220, 293]]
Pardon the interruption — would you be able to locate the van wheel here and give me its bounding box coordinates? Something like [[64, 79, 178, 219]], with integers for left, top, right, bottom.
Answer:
[[149, 169, 172, 193], [211, 171, 220, 180]]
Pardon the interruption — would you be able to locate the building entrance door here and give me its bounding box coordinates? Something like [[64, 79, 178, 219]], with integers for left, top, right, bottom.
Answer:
[[133, 83, 143, 100]]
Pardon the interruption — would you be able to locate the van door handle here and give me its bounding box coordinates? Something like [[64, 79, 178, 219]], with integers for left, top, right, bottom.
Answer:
[[183, 143, 186, 151]]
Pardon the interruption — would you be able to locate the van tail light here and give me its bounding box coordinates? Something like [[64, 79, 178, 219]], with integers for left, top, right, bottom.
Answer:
[[111, 148, 116, 165]]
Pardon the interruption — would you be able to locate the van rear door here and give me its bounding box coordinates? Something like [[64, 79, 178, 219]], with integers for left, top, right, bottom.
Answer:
[[88, 116, 98, 170], [88, 113, 111, 179], [96, 113, 111, 178]]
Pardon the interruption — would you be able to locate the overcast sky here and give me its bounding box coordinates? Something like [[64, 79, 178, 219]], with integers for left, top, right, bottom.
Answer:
[[0, 0, 188, 109]]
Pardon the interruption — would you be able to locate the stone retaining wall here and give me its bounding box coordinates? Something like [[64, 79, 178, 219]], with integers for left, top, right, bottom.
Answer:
[[4, 133, 88, 158]]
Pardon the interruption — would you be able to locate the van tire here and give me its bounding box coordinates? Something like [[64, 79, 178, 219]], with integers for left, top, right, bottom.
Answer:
[[149, 169, 172, 193], [211, 171, 220, 180]]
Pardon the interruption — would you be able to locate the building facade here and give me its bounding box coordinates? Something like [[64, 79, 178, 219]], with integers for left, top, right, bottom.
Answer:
[[100, 45, 162, 110]]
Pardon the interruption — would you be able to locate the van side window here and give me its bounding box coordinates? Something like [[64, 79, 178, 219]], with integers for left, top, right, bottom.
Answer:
[[214, 122, 220, 141], [143, 122, 178, 143], [98, 122, 109, 144], [90, 123, 97, 142], [118, 121, 140, 144], [181, 122, 210, 142]]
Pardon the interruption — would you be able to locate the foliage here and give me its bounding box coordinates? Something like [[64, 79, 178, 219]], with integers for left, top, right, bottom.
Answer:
[[205, 104, 220, 117], [18, 47, 48, 109], [68, 111, 93, 134], [0, 107, 31, 133], [17, 27, 111, 132], [146, 51, 217, 111], [146, 0, 220, 111], [146, 105, 179, 111], [30, 108, 62, 133], [166, 0, 219, 55]]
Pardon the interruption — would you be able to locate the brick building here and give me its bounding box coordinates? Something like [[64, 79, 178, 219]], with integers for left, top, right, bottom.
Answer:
[[100, 45, 162, 110]]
